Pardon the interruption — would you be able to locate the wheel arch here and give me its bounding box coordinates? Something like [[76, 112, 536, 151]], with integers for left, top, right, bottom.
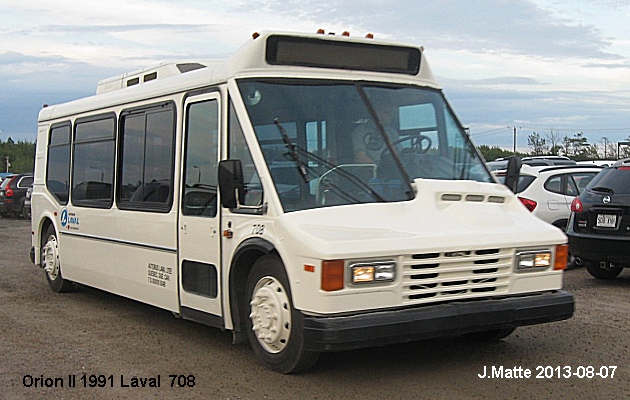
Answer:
[[35, 217, 56, 265], [229, 237, 278, 333]]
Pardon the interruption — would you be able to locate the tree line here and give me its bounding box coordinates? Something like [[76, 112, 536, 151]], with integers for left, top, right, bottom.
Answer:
[[527, 131, 630, 160], [1, 138, 35, 174], [478, 131, 630, 162]]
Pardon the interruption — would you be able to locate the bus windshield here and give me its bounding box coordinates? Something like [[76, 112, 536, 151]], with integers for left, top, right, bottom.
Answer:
[[237, 79, 492, 212]]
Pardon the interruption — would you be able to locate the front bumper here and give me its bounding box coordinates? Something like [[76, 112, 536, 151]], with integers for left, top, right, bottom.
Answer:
[[303, 291, 574, 352]]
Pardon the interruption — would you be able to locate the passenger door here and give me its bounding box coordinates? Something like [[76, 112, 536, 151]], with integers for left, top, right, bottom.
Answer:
[[178, 93, 222, 316]]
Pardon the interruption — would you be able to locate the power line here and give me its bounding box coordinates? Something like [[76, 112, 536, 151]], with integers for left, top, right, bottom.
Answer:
[[470, 127, 512, 138], [470, 126, 630, 138], [517, 126, 630, 134]]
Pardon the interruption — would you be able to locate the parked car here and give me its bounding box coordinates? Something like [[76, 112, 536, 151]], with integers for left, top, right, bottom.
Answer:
[[0, 173, 34, 218], [23, 186, 32, 219], [486, 156, 577, 172], [485, 159, 510, 171], [577, 160, 617, 167], [567, 162, 630, 279], [521, 156, 577, 167], [497, 165, 601, 229]]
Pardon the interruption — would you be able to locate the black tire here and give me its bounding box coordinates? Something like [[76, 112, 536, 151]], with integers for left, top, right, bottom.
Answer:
[[244, 255, 319, 374], [41, 225, 74, 293], [465, 327, 516, 342], [585, 261, 623, 280], [20, 199, 30, 220]]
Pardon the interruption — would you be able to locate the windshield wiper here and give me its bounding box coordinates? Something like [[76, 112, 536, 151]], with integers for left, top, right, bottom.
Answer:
[[274, 119, 310, 183], [274, 118, 386, 203], [355, 84, 415, 200], [590, 186, 614, 194]]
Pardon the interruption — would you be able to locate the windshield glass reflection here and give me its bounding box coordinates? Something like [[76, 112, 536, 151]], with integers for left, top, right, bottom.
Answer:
[[237, 80, 493, 212]]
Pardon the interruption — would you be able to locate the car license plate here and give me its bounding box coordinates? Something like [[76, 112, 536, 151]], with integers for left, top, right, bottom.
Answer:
[[596, 214, 617, 228]]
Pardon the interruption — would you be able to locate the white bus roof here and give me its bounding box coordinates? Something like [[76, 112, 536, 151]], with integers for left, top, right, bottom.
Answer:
[[39, 31, 438, 123]]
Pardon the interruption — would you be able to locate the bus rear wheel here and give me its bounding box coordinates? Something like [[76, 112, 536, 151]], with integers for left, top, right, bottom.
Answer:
[[245, 255, 319, 374], [42, 225, 74, 293]]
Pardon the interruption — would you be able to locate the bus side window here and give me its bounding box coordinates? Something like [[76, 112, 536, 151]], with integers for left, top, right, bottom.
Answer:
[[46, 123, 71, 205], [118, 104, 176, 211], [228, 101, 263, 208], [182, 99, 219, 217], [71, 115, 116, 207]]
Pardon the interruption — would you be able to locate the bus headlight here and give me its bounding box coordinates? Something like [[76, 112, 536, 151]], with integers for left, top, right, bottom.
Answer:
[[350, 261, 395, 284], [516, 250, 552, 271]]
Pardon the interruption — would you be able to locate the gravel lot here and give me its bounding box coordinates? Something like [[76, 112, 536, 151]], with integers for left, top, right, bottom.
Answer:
[[1, 217, 629, 399]]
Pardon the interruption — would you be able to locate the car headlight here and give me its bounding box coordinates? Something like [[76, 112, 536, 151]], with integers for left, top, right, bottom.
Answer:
[[515, 250, 552, 271], [350, 261, 396, 284]]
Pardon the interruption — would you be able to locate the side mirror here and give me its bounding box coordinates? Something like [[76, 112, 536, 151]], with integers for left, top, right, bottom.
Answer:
[[504, 156, 521, 193], [218, 160, 244, 209]]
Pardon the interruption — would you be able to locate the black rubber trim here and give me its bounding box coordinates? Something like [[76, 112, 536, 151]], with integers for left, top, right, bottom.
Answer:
[[302, 291, 574, 352]]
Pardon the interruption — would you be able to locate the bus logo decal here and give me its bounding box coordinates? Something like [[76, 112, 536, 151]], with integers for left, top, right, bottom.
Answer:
[[60, 209, 68, 227], [60, 208, 79, 230]]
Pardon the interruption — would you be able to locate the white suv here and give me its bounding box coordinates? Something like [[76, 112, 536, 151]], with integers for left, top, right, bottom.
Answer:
[[500, 165, 602, 230]]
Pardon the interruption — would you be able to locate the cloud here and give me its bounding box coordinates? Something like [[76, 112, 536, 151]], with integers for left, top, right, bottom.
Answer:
[[0, 51, 121, 92], [1, 0, 628, 147], [582, 61, 630, 68], [236, 0, 623, 60], [450, 76, 545, 86], [446, 83, 630, 149], [0, 52, 123, 140]]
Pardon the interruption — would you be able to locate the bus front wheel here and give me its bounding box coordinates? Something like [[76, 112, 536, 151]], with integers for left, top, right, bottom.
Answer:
[[42, 225, 74, 293], [245, 255, 319, 374]]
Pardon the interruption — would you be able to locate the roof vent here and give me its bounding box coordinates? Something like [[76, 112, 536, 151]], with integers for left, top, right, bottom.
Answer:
[[96, 62, 206, 94]]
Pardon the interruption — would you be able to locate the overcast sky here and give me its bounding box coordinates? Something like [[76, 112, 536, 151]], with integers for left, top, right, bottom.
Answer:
[[1, 0, 629, 152]]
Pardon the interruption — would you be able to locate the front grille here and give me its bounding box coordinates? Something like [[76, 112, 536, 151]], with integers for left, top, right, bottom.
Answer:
[[401, 248, 512, 304]]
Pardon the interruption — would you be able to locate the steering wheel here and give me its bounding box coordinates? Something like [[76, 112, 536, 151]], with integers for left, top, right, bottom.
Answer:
[[380, 133, 432, 158]]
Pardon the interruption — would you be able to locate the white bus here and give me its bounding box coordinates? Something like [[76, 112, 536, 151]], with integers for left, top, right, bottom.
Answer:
[[31, 30, 574, 373]]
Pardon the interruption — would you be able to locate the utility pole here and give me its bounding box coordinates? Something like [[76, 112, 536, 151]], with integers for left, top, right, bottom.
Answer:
[[512, 126, 517, 154], [5, 156, 9, 173]]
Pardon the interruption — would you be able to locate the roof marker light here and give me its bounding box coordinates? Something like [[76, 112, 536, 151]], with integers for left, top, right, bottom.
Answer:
[[365, 33, 374, 39], [252, 32, 260, 40], [317, 29, 325, 34], [342, 31, 350, 36]]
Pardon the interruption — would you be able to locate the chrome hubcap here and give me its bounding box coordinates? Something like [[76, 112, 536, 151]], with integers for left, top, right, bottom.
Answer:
[[42, 235, 60, 280], [249, 276, 291, 353]]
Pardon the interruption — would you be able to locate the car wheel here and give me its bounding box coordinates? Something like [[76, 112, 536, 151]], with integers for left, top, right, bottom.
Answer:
[[245, 255, 319, 374], [465, 327, 516, 342], [22, 204, 31, 219], [19, 199, 30, 219], [41, 225, 74, 293], [585, 261, 623, 280]]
